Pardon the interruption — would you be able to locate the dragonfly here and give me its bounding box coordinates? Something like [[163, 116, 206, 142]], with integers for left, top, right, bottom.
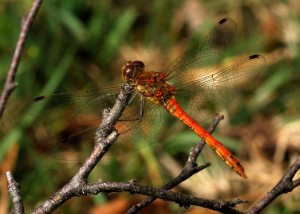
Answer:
[[31, 18, 266, 178]]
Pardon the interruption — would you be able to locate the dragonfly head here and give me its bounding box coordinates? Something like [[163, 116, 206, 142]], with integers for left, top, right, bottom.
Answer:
[[122, 60, 145, 84]]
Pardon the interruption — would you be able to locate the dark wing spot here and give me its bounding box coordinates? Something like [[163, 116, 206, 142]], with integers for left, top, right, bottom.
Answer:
[[249, 54, 260, 59], [33, 96, 46, 101], [218, 18, 229, 25]]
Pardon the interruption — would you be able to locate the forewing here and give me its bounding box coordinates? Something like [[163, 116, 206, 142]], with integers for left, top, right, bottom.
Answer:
[[164, 18, 266, 123], [165, 18, 237, 81]]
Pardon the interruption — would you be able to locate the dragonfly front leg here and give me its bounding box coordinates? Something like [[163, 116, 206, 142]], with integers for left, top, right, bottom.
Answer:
[[117, 90, 138, 107], [118, 95, 145, 124], [138, 96, 145, 123]]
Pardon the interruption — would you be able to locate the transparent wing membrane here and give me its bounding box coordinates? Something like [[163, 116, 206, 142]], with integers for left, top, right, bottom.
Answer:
[[175, 55, 266, 123], [166, 18, 237, 81]]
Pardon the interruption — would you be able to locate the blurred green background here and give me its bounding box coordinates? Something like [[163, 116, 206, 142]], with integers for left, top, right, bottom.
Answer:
[[0, 0, 300, 213]]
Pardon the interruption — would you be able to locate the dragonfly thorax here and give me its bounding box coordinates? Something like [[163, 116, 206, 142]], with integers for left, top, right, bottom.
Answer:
[[136, 72, 175, 105]]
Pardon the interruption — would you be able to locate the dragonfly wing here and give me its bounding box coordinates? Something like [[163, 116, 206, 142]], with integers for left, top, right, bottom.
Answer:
[[28, 84, 143, 161], [42, 90, 167, 160], [166, 18, 237, 81], [163, 18, 266, 123], [52, 127, 99, 162], [176, 54, 266, 123], [108, 99, 168, 154], [28, 84, 123, 124]]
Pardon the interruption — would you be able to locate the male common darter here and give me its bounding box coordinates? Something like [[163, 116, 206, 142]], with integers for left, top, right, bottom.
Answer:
[[31, 18, 266, 178]]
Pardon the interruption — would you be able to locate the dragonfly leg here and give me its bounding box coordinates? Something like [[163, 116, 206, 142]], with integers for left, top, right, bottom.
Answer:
[[117, 90, 138, 107], [127, 92, 138, 106], [117, 83, 137, 106], [138, 96, 145, 123], [118, 96, 145, 125]]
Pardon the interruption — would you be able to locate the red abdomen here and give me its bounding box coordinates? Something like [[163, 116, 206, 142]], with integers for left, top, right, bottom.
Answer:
[[165, 98, 247, 178]]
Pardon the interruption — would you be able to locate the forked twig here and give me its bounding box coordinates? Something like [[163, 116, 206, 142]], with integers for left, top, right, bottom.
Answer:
[[32, 83, 135, 214], [246, 156, 300, 214], [126, 114, 225, 213]]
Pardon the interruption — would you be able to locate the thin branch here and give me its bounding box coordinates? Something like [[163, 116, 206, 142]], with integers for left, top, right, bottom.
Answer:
[[32, 84, 135, 214], [6, 171, 25, 214], [246, 156, 300, 214], [126, 114, 224, 214], [0, 0, 43, 118], [84, 181, 247, 214]]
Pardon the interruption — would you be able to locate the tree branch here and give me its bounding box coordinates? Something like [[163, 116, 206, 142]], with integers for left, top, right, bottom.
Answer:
[[6, 171, 25, 214], [32, 83, 135, 214], [0, 0, 43, 118], [126, 114, 224, 213], [246, 156, 300, 214]]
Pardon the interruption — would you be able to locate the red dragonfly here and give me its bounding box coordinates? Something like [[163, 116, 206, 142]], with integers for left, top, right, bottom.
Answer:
[[31, 18, 266, 178]]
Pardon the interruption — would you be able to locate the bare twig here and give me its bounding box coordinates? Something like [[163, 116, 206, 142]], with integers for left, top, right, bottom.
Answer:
[[32, 83, 135, 214], [0, 0, 43, 118], [6, 171, 25, 214], [126, 114, 225, 213], [246, 156, 300, 214]]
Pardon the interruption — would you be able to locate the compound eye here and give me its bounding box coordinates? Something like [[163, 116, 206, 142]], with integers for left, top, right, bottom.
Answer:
[[132, 60, 145, 69], [124, 61, 132, 67], [122, 64, 134, 82], [122, 60, 145, 83], [124, 65, 134, 77]]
